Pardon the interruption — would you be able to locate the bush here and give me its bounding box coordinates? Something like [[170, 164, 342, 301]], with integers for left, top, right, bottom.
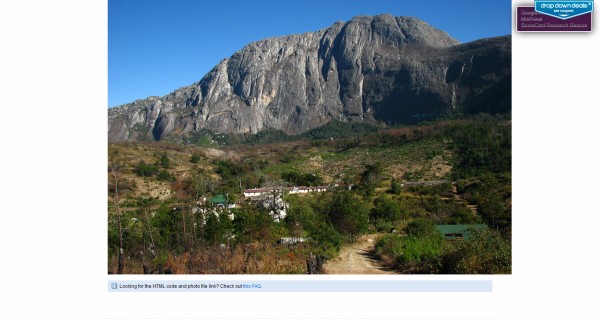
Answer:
[[159, 151, 170, 169], [390, 179, 402, 194], [396, 234, 443, 264], [375, 220, 395, 233], [404, 182, 453, 197], [405, 219, 437, 237], [157, 169, 175, 182], [134, 160, 159, 177], [284, 201, 317, 236], [449, 121, 511, 178], [375, 233, 444, 273], [309, 222, 343, 259], [214, 159, 244, 178], [458, 173, 511, 228], [190, 154, 200, 163], [375, 235, 404, 260], [372, 195, 406, 222], [281, 171, 324, 186], [442, 228, 511, 274]]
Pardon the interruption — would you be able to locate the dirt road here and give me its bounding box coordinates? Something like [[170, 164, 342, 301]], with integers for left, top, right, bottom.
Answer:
[[322, 234, 397, 274]]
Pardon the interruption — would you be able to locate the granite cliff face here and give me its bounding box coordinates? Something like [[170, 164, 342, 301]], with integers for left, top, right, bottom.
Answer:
[[108, 14, 511, 142]]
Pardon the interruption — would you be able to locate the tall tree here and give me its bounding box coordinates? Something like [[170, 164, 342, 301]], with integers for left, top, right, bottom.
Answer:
[[136, 196, 157, 258], [186, 171, 215, 246], [328, 191, 369, 241], [109, 161, 124, 274]]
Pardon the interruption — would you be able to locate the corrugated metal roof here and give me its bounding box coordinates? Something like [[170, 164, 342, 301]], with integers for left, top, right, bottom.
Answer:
[[208, 194, 227, 204]]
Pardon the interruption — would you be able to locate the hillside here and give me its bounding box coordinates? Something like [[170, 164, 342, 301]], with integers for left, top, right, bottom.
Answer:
[[108, 117, 511, 274], [108, 121, 462, 201]]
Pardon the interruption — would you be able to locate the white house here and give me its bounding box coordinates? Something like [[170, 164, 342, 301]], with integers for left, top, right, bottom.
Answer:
[[243, 185, 332, 198]]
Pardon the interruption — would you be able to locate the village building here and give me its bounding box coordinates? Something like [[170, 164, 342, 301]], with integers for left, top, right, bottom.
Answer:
[[243, 185, 331, 198]]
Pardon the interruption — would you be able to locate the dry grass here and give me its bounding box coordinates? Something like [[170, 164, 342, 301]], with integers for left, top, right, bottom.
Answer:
[[108, 143, 217, 201], [108, 242, 310, 274]]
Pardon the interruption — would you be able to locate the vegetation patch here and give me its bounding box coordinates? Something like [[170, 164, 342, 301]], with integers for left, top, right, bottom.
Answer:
[[108, 116, 511, 274]]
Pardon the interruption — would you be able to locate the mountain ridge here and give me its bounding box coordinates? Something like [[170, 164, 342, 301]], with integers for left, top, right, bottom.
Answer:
[[109, 14, 510, 143]]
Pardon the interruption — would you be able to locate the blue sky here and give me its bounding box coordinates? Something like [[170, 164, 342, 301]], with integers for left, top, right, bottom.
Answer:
[[109, 0, 511, 107]]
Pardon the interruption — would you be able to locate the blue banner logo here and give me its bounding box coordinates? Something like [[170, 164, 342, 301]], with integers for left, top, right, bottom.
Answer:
[[535, 1, 594, 19]]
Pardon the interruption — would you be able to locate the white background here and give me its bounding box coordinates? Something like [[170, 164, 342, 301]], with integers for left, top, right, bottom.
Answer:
[[1, 0, 599, 318]]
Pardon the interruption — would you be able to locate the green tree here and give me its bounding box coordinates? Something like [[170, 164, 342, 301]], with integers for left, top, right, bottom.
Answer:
[[360, 163, 383, 195], [233, 206, 274, 243], [472, 173, 511, 229], [310, 222, 343, 259], [328, 191, 369, 241], [134, 160, 159, 177], [186, 171, 214, 204], [152, 203, 183, 252], [390, 179, 402, 194], [159, 151, 170, 169], [157, 169, 174, 182], [108, 161, 125, 274], [203, 210, 233, 245], [372, 194, 405, 222], [135, 196, 158, 259], [405, 219, 437, 237], [281, 171, 324, 186], [442, 228, 511, 274]]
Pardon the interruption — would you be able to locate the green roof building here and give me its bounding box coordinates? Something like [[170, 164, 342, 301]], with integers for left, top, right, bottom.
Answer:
[[435, 224, 486, 240], [208, 194, 227, 205]]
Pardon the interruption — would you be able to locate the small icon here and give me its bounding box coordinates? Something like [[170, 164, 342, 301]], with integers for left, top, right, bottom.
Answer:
[[111, 283, 118, 289]]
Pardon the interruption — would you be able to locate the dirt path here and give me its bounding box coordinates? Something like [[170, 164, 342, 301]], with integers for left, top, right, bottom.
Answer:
[[452, 184, 479, 216], [322, 234, 397, 274]]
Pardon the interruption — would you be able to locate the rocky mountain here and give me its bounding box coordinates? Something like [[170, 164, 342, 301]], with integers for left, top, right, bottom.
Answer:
[[108, 14, 511, 143]]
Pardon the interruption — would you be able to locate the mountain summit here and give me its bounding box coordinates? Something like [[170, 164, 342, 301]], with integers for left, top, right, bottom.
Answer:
[[109, 14, 510, 142]]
